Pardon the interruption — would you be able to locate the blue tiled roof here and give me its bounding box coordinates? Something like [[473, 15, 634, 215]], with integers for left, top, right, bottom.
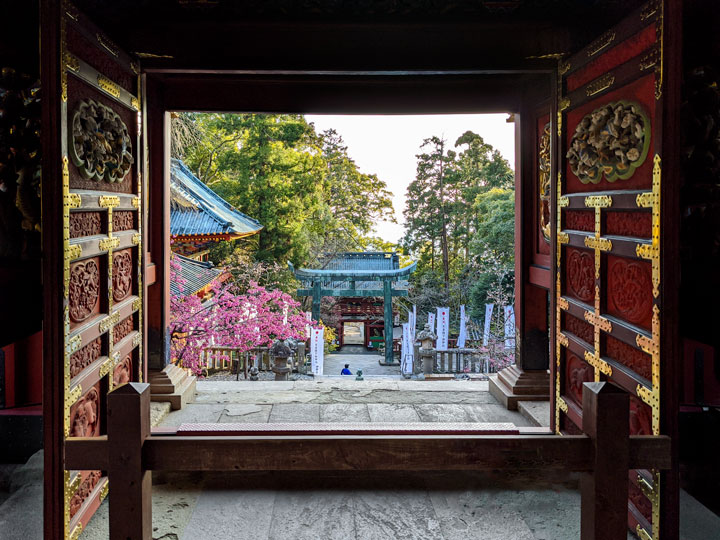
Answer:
[[170, 255, 224, 297], [295, 252, 413, 291], [321, 252, 400, 271], [170, 159, 263, 238]]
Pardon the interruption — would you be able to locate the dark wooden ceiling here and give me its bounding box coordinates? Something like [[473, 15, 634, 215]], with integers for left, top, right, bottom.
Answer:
[[74, 0, 644, 73]]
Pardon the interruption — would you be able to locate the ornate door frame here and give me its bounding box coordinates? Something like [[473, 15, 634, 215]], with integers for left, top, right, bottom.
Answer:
[[42, 2, 147, 538]]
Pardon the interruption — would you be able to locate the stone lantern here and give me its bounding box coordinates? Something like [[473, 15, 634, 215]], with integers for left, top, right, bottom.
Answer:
[[270, 340, 292, 381], [415, 323, 437, 378]]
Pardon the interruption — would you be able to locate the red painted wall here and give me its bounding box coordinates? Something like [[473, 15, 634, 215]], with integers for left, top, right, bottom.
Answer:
[[1, 330, 42, 408]]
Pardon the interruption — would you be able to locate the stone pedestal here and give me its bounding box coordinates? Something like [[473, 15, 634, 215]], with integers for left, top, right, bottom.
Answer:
[[488, 365, 550, 411], [148, 364, 196, 410]]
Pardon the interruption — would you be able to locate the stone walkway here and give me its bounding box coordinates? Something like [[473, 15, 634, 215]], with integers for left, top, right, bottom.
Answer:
[[323, 350, 401, 377], [156, 379, 533, 427]]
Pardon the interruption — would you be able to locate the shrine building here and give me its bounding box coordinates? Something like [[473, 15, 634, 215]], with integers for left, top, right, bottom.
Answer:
[[292, 252, 416, 363], [169, 158, 263, 261]]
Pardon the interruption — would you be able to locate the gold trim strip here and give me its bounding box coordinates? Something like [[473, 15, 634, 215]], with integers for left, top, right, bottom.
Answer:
[[583, 350, 613, 377], [558, 397, 569, 414], [559, 61, 571, 75], [69, 524, 83, 540], [99, 480, 110, 502], [584, 195, 612, 208], [63, 384, 83, 437], [98, 357, 114, 378], [584, 310, 612, 333], [99, 237, 120, 251], [99, 195, 120, 208], [635, 525, 652, 540], [132, 233, 141, 245], [558, 297, 569, 311], [558, 98, 570, 111], [99, 312, 120, 334], [132, 333, 142, 348], [64, 52, 80, 73], [587, 31, 616, 57], [584, 236, 612, 252], [97, 75, 121, 98], [67, 334, 82, 355], [68, 193, 82, 208], [96, 32, 119, 57], [132, 298, 141, 312], [132, 196, 140, 209], [586, 74, 615, 97], [67, 244, 82, 261]]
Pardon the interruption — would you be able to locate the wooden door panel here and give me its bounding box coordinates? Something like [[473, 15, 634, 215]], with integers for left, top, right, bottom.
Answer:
[[53, 6, 145, 538], [554, 2, 663, 539]]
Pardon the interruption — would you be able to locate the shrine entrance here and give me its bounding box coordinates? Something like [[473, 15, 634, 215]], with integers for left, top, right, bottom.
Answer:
[[31, 1, 690, 539], [342, 322, 364, 346]]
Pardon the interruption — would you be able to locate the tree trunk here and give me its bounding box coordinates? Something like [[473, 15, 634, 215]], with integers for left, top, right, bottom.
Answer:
[[438, 142, 450, 289]]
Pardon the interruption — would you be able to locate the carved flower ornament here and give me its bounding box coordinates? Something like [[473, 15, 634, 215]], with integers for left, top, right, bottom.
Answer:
[[70, 99, 134, 183], [567, 101, 650, 184]]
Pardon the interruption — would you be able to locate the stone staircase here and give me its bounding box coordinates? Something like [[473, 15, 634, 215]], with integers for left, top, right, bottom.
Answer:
[[149, 363, 197, 410]]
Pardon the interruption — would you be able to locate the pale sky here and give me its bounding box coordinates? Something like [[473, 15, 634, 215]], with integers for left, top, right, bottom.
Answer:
[[305, 114, 516, 244]]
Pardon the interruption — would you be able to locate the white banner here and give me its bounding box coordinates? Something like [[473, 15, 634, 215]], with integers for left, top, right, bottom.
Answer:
[[305, 311, 312, 339], [401, 322, 413, 375], [282, 301, 289, 326], [482, 304, 494, 347], [428, 312, 436, 335], [310, 327, 324, 376], [436, 307, 450, 351], [456, 305, 467, 348], [504, 305, 516, 350]]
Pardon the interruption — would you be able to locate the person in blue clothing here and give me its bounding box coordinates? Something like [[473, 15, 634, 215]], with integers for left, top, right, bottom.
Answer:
[[341, 364, 352, 375]]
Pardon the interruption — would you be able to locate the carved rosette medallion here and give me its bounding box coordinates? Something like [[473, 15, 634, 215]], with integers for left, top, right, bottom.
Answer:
[[70, 338, 102, 378], [113, 210, 134, 232], [69, 385, 101, 438], [69, 258, 101, 323], [113, 355, 133, 387], [566, 352, 593, 405], [70, 99, 134, 183], [70, 212, 102, 238], [607, 257, 652, 325], [565, 248, 595, 303], [567, 101, 650, 184], [539, 122, 551, 242], [69, 471, 102, 519], [112, 249, 133, 302]]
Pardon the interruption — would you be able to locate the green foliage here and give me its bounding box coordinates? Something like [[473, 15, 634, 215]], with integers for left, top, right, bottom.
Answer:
[[403, 131, 515, 320], [180, 115, 394, 270]]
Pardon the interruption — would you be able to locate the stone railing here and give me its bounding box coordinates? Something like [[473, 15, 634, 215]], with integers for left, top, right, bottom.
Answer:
[[412, 345, 502, 376], [200, 344, 307, 379]]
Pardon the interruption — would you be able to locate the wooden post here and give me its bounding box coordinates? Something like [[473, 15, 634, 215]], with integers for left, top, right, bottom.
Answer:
[[383, 279, 393, 364], [581, 382, 629, 540], [107, 383, 152, 540], [311, 281, 321, 324]]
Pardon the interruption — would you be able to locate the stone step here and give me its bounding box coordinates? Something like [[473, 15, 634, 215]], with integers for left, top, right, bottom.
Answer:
[[518, 400, 551, 428]]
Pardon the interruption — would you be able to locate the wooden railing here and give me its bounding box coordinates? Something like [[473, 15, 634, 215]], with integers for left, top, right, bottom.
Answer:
[[65, 381, 671, 540]]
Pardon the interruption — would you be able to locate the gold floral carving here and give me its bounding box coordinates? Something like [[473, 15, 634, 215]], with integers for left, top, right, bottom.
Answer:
[[539, 122, 552, 242]]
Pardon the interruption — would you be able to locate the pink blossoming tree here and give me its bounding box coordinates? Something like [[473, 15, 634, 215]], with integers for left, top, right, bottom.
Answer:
[[169, 255, 309, 374]]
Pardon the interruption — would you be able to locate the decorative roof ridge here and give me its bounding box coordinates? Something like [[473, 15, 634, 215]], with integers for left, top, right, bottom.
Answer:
[[171, 158, 262, 229]]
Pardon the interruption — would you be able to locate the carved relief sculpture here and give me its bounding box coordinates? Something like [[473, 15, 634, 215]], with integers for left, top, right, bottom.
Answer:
[[606, 335, 651, 380], [565, 248, 595, 302], [539, 122, 551, 242], [567, 101, 650, 184], [70, 211, 102, 238], [70, 99, 133, 183], [69, 471, 102, 518], [112, 316, 134, 345], [113, 355, 132, 387], [112, 210, 134, 232], [564, 210, 595, 232], [69, 258, 100, 323], [566, 352, 593, 405], [70, 338, 102, 378], [607, 257, 652, 325], [112, 249, 133, 301], [564, 314, 594, 345], [69, 385, 101, 438], [605, 211, 652, 238]]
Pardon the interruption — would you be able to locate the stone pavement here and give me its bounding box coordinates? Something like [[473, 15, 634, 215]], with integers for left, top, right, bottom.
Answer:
[[323, 350, 401, 377], [157, 379, 533, 427]]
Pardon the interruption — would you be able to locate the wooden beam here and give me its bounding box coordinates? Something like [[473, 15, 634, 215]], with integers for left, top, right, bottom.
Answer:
[[65, 433, 671, 473], [580, 382, 629, 540], [107, 383, 152, 540], [297, 289, 408, 298]]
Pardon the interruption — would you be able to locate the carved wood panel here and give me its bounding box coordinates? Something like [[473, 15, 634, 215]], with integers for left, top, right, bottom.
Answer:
[[70, 211, 103, 238], [69, 257, 101, 325], [112, 248, 133, 302]]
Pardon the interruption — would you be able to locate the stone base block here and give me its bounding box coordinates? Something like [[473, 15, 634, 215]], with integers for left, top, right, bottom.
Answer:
[[488, 365, 550, 411], [149, 364, 196, 410]]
